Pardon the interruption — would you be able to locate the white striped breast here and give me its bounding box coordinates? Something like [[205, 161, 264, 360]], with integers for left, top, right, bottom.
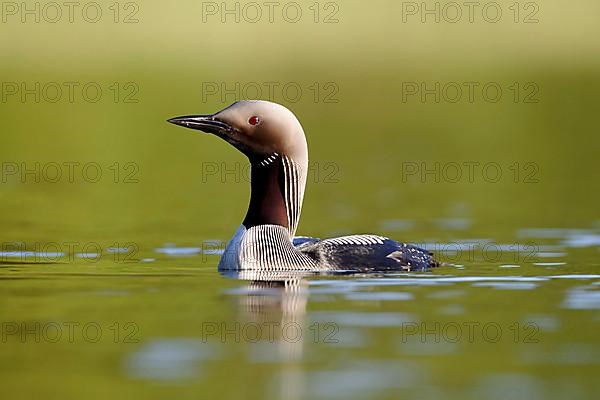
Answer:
[[218, 224, 321, 271]]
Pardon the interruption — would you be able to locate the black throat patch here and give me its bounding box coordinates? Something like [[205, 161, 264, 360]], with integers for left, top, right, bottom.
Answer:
[[242, 156, 289, 230]]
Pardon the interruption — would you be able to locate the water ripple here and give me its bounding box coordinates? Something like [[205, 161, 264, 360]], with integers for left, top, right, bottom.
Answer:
[[562, 286, 600, 310], [124, 338, 217, 380], [311, 311, 416, 327]]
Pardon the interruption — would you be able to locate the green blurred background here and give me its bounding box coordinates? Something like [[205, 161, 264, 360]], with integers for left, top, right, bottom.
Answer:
[[1, 1, 600, 399], [1, 0, 598, 245]]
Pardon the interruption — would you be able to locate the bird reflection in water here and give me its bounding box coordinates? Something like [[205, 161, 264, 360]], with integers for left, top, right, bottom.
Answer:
[[221, 270, 316, 400]]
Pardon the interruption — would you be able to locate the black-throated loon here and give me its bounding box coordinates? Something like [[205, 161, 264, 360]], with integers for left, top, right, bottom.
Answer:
[[168, 100, 438, 272]]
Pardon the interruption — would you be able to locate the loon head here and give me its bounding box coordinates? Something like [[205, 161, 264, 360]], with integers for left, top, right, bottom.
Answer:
[[167, 100, 308, 167], [168, 100, 309, 237]]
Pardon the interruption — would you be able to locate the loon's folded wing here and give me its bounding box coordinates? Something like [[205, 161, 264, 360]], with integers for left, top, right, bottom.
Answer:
[[297, 234, 438, 272]]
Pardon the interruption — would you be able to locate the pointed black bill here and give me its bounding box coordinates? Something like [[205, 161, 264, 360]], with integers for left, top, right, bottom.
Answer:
[[167, 114, 233, 135]]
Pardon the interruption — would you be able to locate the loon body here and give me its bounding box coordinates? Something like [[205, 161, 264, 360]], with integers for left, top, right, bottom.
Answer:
[[168, 100, 438, 272]]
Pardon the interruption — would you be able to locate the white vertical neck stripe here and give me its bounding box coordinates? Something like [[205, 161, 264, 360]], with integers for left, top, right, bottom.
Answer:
[[282, 155, 305, 238]]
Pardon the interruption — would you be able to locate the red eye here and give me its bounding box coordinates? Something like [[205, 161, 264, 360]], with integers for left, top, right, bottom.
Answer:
[[248, 116, 260, 126]]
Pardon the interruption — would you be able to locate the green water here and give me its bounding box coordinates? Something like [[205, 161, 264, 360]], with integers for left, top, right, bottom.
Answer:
[[1, 0, 600, 398], [1, 248, 599, 398]]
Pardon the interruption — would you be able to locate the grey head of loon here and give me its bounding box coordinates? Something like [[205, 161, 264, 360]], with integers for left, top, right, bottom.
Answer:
[[168, 100, 308, 238]]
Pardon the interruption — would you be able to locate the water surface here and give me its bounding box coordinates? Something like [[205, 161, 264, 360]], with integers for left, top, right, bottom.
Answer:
[[1, 226, 599, 399]]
